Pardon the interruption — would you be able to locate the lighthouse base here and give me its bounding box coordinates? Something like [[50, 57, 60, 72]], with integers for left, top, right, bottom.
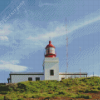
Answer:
[[43, 57, 59, 81]]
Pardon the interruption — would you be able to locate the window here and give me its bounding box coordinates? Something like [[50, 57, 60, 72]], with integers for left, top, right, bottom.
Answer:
[[48, 49, 49, 53], [50, 47, 55, 54], [50, 70, 54, 76], [61, 78, 65, 80], [46, 48, 48, 54], [28, 77, 32, 81], [36, 77, 40, 81]]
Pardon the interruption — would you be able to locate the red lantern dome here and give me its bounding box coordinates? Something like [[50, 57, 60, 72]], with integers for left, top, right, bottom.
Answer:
[[45, 41, 56, 58]]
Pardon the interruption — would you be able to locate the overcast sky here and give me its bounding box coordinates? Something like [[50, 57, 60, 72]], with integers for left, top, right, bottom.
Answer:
[[0, 0, 100, 83]]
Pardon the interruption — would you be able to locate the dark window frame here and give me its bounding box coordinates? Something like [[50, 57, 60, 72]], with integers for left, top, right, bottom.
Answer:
[[61, 77, 65, 80], [36, 77, 40, 81], [50, 70, 54, 76], [28, 77, 32, 81]]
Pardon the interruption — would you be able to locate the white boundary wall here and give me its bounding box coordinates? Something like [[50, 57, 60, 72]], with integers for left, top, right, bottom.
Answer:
[[59, 73, 87, 81]]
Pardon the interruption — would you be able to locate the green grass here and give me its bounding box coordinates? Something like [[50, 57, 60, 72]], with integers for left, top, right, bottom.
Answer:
[[0, 95, 4, 100], [1, 76, 100, 99]]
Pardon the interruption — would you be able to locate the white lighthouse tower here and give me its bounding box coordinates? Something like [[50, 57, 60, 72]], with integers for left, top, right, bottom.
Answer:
[[43, 41, 59, 81]]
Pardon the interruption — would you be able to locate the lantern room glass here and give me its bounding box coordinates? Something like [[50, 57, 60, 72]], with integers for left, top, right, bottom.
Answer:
[[46, 47, 55, 54]]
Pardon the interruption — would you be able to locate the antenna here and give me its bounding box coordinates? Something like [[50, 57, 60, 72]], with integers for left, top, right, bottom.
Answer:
[[65, 18, 68, 76], [93, 72, 94, 77], [66, 34, 68, 74], [49, 37, 51, 41], [80, 69, 81, 78], [79, 47, 81, 78]]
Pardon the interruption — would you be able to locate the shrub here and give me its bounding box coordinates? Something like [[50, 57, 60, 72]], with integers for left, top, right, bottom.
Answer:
[[48, 90, 54, 94], [30, 87, 38, 93], [93, 86, 98, 89], [58, 90, 66, 95], [78, 89, 85, 92], [4, 95, 10, 100], [31, 93, 41, 98], [84, 89, 99, 93], [69, 93, 78, 98], [23, 93, 33, 98], [90, 82, 96, 86], [76, 93, 92, 99], [0, 85, 11, 94], [17, 83, 26, 89], [61, 79, 73, 86], [90, 89, 99, 93], [84, 89, 91, 93], [4, 95, 18, 100], [66, 93, 71, 96], [48, 92, 58, 98], [80, 82, 86, 86], [23, 95, 27, 98], [80, 78, 87, 82], [98, 86, 100, 90]]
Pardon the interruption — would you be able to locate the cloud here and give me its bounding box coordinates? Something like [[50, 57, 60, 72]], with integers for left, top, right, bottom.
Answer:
[[0, 24, 12, 41], [0, 3, 100, 73], [27, 10, 100, 44], [27, 25, 66, 41], [67, 13, 100, 34], [0, 24, 12, 35], [0, 60, 28, 72], [0, 60, 19, 64], [0, 9, 99, 63], [38, 0, 55, 7], [0, 36, 8, 41], [0, 64, 27, 72]]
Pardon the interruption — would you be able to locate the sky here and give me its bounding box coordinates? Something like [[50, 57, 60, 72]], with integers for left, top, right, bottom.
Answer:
[[0, 0, 100, 83]]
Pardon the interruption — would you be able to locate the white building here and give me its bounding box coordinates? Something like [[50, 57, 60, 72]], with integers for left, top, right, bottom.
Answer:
[[7, 41, 87, 83]]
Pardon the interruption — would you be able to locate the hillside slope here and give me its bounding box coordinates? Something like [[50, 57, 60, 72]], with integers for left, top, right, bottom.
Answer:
[[0, 77, 100, 100]]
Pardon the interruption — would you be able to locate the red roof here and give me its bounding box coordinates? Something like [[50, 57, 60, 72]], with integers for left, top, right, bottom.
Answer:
[[45, 41, 55, 48]]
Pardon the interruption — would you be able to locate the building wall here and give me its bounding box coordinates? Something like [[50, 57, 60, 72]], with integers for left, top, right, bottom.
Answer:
[[9, 73, 87, 83], [43, 57, 59, 81], [11, 75, 44, 83]]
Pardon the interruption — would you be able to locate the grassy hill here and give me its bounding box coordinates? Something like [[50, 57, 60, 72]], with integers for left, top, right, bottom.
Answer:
[[0, 76, 100, 100]]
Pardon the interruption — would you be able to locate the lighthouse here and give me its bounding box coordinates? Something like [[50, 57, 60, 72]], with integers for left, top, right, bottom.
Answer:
[[43, 40, 59, 81], [7, 40, 88, 83]]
